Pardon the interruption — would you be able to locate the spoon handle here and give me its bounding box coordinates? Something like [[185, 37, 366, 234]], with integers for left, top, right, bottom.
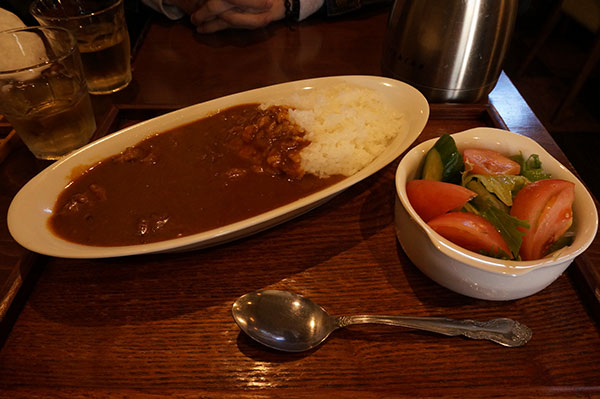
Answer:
[[336, 315, 532, 347]]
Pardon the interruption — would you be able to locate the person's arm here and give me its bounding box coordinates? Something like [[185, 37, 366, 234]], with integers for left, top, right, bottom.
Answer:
[[143, 0, 388, 33], [189, 0, 285, 32], [188, 0, 325, 32], [140, 0, 186, 19]]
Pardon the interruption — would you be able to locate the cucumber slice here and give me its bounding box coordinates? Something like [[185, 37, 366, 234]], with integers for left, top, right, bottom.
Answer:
[[421, 134, 463, 182], [422, 148, 443, 181]]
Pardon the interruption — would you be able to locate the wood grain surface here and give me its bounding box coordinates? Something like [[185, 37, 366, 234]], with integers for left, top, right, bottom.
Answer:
[[0, 5, 598, 398]]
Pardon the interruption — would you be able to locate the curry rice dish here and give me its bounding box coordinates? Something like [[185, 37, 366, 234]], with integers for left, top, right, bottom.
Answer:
[[49, 85, 405, 246]]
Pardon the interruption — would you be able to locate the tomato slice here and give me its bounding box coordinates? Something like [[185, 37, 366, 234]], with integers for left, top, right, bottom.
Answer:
[[428, 212, 511, 256], [510, 179, 574, 260], [463, 148, 521, 176], [406, 180, 476, 222]]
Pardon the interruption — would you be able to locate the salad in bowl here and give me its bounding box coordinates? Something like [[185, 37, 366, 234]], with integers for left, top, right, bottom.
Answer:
[[394, 128, 597, 300]]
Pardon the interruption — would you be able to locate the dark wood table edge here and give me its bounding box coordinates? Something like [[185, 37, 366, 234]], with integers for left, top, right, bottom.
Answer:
[[1, 386, 599, 398], [0, 9, 155, 325], [0, 253, 45, 348], [490, 73, 600, 320]]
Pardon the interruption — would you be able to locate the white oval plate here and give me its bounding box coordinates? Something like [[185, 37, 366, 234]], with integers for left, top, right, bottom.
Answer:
[[8, 75, 429, 258]]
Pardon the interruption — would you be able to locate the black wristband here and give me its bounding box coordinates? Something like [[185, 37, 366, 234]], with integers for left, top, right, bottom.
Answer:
[[285, 0, 300, 22]]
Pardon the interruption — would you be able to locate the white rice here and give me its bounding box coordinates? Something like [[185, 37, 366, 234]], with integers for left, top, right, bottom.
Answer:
[[263, 83, 405, 178]]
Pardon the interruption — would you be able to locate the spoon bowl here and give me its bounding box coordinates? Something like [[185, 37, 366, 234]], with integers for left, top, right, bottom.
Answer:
[[232, 290, 532, 352], [232, 289, 336, 352]]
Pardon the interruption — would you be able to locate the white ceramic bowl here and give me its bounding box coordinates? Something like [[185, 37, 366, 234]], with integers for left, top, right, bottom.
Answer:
[[394, 127, 598, 301]]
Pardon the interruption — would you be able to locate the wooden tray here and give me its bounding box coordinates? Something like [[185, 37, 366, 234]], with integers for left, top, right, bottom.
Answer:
[[91, 102, 600, 320], [2, 101, 598, 323], [1, 100, 599, 397]]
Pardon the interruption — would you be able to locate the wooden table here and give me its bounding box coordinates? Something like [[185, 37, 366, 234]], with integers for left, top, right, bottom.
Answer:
[[1, 5, 599, 398]]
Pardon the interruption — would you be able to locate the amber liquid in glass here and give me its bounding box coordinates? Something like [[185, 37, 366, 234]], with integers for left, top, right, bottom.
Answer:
[[78, 23, 131, 94], [10, 88, 96, 160]]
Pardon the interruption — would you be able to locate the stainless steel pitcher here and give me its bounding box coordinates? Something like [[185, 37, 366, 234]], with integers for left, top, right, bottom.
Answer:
[[381, 0, 518, 103]]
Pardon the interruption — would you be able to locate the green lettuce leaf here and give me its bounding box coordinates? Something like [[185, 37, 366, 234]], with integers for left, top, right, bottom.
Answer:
[[463, 174, 530, 206], [480, 205, 529, 260], [511, 153, 551, 182], [478, 246, 512, 260]]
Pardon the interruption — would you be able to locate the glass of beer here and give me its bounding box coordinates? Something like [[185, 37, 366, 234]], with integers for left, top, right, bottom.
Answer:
[[30, 0, 132, 95], [0, 26, 96, 160]]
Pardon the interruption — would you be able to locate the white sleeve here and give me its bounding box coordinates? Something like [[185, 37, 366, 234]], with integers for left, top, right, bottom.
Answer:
[[298, 0, 324, 21], [140, 0, 186, 20]]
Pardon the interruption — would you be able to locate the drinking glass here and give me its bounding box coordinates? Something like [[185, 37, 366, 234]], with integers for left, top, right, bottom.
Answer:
[[30, 0, 132, 95], [0, 26, 96, 160]]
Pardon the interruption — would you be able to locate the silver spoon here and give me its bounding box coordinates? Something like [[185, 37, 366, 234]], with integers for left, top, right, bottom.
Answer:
[[232, 290, 532, 352]]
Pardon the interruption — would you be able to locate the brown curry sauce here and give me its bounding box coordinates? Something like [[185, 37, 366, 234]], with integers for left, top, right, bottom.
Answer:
[[49, 104, 343, 246]]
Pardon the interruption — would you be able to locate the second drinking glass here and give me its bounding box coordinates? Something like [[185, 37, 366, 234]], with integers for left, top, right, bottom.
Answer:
[[30, 0, 132, 95]]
